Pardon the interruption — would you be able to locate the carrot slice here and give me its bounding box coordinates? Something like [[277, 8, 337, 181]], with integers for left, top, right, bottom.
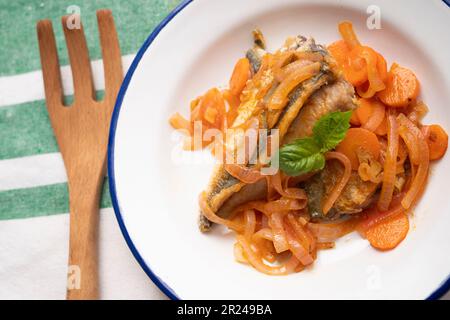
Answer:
[[328, 40, 367, 86], [199, 88, 225, 130], [378, 63, 420, 108], [336, 128, 381, 170], [374, 116, 388, 136], [357, 193, 405, 234], [350, 110, 360, 125], [422, 124, 448, 160], [328, 40, 350, 65], [356, 98, 386, 133], [229, 58, 251, 96], [365, 211, 409, 251]]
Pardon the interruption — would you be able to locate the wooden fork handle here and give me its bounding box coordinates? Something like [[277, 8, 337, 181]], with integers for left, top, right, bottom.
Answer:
[[66, 178, 102, 300]]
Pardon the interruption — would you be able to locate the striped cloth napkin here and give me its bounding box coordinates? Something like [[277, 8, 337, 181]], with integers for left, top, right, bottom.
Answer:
[[0, 0, 182, 299]]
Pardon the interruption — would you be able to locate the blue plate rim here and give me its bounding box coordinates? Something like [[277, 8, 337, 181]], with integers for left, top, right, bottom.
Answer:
[[107, 0, 450, 300]]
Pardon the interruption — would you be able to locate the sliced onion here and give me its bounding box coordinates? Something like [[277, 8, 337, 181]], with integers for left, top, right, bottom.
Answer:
[[263, 197, 306, 213], [397, 114, 429, 210], [199, 192, 243, 231], [363, 101, 385, 132], [224, 163, 264, 183], [283, 220, 314, 266], [286, 214, 315, 253], [307, 218, 358, 242], [317, 242, 335, 250], [407, 101, 428, 125], [251, 229, 276, 263], [294, 51, 324, 62], [275, 59, 314, 82], [356, 47, 386, 98], [357, 196, 405, 235], [236, 235, 299, 275], [268, 212, 289, 253], [322, 152, 352, 214], [269, 171, 308, 200], [268, 62, 321, 110], [398, 126, 420, 165], [244, 210, 256, 240], [252, 228, 273, 242], [377, 110, 399, 211], [233, 242, 248, 264], [169, 112, 191, 132]]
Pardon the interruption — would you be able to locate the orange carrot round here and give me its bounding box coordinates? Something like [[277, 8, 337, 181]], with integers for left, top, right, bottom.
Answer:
[[328, 40, 350, 65], [374, 116, 388, 136], [356, 98, 386, 133], [229, 58, 251, 96], [422, 124, 448, 160], [365, 211, 409, 250], [328, 40, 367, 86], [336, 128, 381, 170], [378, 63, 420, 108], [350, 110, 360, 125], [199, 88, 225, 129]]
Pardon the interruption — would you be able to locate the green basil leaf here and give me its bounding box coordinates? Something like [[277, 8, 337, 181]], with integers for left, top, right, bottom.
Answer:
[[313, 111, 352, 152], [279, 138, 326, 176]]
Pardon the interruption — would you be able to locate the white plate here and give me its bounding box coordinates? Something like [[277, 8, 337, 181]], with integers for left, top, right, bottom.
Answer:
[[108, 0, 450, 299]]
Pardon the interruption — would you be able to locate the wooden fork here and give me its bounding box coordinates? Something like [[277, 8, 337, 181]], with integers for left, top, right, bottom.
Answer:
[[37, 10, 122, 300]]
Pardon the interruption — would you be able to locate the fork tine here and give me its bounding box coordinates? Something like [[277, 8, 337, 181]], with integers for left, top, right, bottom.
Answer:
[[62, 15, 95, 102], [96, 10, 123, 105], [37, 20, 64, 109]]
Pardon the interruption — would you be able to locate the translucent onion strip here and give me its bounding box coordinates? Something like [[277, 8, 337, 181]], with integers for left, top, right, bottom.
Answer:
[[322, 152, 352, 214], [363, 101, 385, 132], [378, 111, 399, 211], [268, 62, 321, 110], [397, 114, 430, 210], [236, 235, 299, 275], [199, 192, 244, 232]]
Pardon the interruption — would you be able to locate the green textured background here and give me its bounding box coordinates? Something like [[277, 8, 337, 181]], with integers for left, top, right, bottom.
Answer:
[[0, 0, 181, 76], [0, 0, 182, 220]]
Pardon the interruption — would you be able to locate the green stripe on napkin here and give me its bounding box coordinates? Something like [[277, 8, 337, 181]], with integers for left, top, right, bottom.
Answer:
[[0, 92, 105, 160], [0, 179, 112, 220]]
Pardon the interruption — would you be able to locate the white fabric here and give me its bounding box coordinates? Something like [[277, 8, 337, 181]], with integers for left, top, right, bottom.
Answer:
[[0, 209, 167, 300]]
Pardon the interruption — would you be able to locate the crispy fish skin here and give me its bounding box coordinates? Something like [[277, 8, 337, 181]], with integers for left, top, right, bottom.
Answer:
[[283, 79, 357, 144], [304, 161, 378, 221], [199, 36, 339, 231], [282, 79, 379, 220]]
